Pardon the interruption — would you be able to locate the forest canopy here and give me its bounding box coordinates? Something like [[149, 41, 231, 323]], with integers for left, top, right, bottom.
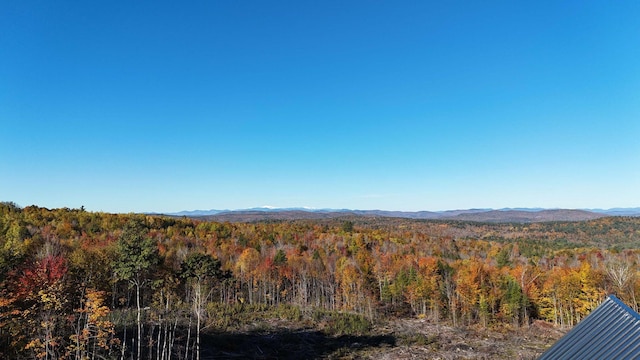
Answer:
[[1, 202, 640, 359]]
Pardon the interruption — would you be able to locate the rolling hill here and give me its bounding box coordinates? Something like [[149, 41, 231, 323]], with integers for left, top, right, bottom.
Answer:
[[161, 207, 640, 223]]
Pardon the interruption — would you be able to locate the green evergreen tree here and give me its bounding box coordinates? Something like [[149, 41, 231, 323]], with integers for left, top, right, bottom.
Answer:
[[114, 219, 159, 360], [180, 252, 223, 360]]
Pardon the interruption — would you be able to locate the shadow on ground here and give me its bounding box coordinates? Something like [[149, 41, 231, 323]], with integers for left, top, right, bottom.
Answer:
[[200, 329, 396, 359]]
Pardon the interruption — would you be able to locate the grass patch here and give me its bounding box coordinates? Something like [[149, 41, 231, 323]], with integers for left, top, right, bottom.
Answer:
[[312, 309, 372, 336], [398, 333, 440, 349], [204, 302, 372, 336], [205, 303, 304, 330]]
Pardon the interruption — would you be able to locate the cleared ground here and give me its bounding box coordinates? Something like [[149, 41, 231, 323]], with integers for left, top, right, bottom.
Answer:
[[200, 318, 564, 359]]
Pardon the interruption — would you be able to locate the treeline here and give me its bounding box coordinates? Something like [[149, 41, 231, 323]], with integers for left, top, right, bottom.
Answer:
[[1, 203, 640, 359]]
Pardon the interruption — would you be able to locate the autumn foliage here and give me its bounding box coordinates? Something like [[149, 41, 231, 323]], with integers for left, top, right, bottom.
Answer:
[[1, 202, 640, 359]]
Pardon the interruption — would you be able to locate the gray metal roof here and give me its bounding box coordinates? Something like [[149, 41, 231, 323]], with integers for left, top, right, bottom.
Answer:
[[539, 295, 640, 360]]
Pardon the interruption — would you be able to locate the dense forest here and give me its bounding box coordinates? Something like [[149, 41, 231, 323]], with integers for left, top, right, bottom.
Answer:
[[1, 202, 640, 359]]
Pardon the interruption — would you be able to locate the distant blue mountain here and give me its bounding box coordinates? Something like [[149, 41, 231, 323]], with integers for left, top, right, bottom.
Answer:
[[165, 209, 227, 216], [164, 207, 343, 217], [588, 208, 640, 216], [157, 206, 640, 222], [498, 207, 547, 212]]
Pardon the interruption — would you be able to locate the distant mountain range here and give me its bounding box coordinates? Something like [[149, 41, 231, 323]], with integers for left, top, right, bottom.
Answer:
[[156, 207, 640, 223]]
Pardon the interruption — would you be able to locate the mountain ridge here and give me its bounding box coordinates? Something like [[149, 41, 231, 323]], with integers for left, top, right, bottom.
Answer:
[[158, 207, 640, 223]]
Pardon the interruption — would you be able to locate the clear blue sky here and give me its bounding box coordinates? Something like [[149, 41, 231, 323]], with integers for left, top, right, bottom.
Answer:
[[2, 1, 639, 213]]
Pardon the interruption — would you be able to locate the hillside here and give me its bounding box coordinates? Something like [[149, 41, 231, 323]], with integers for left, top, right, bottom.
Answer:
[[450, 209, 606, 222], [180, 207, 622, 223], [2, 203, 640, 359]]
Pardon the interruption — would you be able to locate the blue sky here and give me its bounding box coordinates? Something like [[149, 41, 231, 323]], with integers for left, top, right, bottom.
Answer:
[[2, 1, 639, 213]]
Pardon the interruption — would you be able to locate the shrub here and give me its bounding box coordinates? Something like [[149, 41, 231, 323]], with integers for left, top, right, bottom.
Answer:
[[312, 309, 372, 335]]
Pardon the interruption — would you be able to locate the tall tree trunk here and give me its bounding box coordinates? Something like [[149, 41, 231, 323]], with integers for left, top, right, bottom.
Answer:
[[169, 318, 178, 360], [121, 322, 127, 360], [196, 281, 201, 360], [136, 281, 142, 360], [157, 319, 162, 360], [184, 314, 191, 360]]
